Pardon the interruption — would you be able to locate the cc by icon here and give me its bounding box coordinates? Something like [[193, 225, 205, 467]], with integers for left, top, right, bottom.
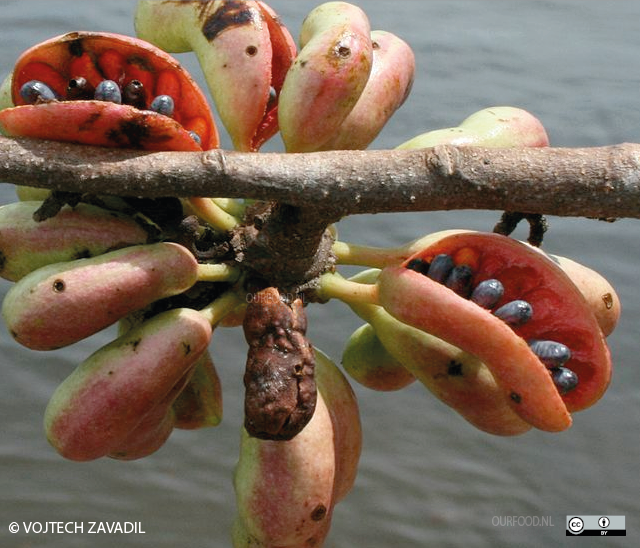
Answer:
[[599, 516, 610, 528], [568, 517, 584, 534]]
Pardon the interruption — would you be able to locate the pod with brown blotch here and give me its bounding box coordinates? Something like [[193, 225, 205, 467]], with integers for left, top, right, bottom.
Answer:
[[396, 106, 549, 149], [341, 322, 416, 392], [2, 242, 198, 351], [44, 307, 212, 461], [278, 1, 373, 152], [0, 201, 149, 281], [346, 269, 531, 436], [233, 389, 336, 548], [550, 254, 621, 337], [135, 0, 296, 151], [314, 348, 362, 503], [319, 30, 415, 150], [172, 349, 223, 429]]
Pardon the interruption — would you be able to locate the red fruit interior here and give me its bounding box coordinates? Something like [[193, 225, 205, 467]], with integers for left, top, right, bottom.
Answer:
[[403, 232, 611, 412], [253, 1, 297, 150], [3, 31, 219, 150]]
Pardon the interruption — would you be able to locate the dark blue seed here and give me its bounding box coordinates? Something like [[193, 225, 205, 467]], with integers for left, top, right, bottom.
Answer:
[[470, 278, 504, 309], [406, 258, 430, 274], [493, 299, 533, 326], [529, 340, 572, 368], [150, 94, 174, 116], [189, 131, 202, 146], [445, 264, 474, 297], [94, 80, 122, 104], [550, 366, 578, 394], [427, 254, 454, 283], [19, 80, 56, 104]]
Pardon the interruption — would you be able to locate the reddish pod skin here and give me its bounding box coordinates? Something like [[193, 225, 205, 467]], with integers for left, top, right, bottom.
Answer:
[[2, 242, 199, 350], [0, 201, 149, 282], [278, 2, 373, 152], [377, 232, 612, 431], [44, 308, 212, 462], [172, 349, 223, 429], [0, 31, 219, 150]]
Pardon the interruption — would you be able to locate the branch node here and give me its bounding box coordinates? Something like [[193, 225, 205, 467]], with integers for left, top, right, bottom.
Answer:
[[430, 144, 457, 176], [201, 148, 228, 172]]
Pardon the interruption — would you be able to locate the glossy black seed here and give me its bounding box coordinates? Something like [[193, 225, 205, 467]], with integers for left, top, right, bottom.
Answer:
[[550, 366, 578, 394], [493, 299, 533, 326], [529, 339, 572, 368], [445, 264, 474, 297], [189, 131, 202, 146], [427, 254, 454, 283], [406, 257, 430, 274], [122, 80, 146, 108], [470, 278, 504, 309], [150, 94, 174, 116], [19, 80, 56, 104], [66, 77, 94, 100], [94, 80, 122, 104]]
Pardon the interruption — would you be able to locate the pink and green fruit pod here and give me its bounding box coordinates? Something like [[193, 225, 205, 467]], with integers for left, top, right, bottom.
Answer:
[[278, 1, 374, 152], [319, 29, 415, 150], [233, 350, 361, 547], [44, 307, 212, 461], [397, 106, 550, 149], [2, 242, 198, 350], [0, 201, 149, 282]]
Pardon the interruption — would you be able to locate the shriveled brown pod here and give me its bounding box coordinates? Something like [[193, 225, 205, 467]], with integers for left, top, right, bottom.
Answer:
[[242, 287, 316, 440]]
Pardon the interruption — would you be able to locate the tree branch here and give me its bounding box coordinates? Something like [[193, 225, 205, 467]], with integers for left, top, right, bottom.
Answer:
[[1, 136, 640, 219]]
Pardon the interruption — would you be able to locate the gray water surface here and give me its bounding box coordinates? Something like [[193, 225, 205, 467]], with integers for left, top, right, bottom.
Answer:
[[1, 2, 639, 547]]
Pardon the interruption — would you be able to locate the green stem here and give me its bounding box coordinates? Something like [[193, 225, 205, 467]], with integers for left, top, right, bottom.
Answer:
[[188, 197, 240, 232], [317, 272, 379, 306], [196, 263, 241, 283], [332, 240, 405, 268], [199, 291, 244, 326], [212, 197, 248, 218]]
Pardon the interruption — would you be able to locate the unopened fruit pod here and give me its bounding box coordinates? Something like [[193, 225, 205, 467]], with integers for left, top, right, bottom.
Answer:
[[0, 201, 149, 281], [319, 29, 415, 150], [278, 1, 373, 152], [314, 348, 362, 503], [2, 242, 198, 350], [233, 390, 336, 547], [172, 349, 223, 429], [397, 106, 550, 149], [341, 322, 415, 392], [44, 307, 212, 461]]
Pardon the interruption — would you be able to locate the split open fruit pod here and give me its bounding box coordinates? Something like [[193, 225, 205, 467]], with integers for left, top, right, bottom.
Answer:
[[0, 31, 219, 151], [376, 232, 613, 432]]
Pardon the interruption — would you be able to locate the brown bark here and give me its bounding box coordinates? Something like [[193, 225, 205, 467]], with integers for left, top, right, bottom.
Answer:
[[1, 136, 640, 219]]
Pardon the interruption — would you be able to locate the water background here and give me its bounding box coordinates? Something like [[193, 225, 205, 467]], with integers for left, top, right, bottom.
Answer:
[[1, 1, 639, 547]]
